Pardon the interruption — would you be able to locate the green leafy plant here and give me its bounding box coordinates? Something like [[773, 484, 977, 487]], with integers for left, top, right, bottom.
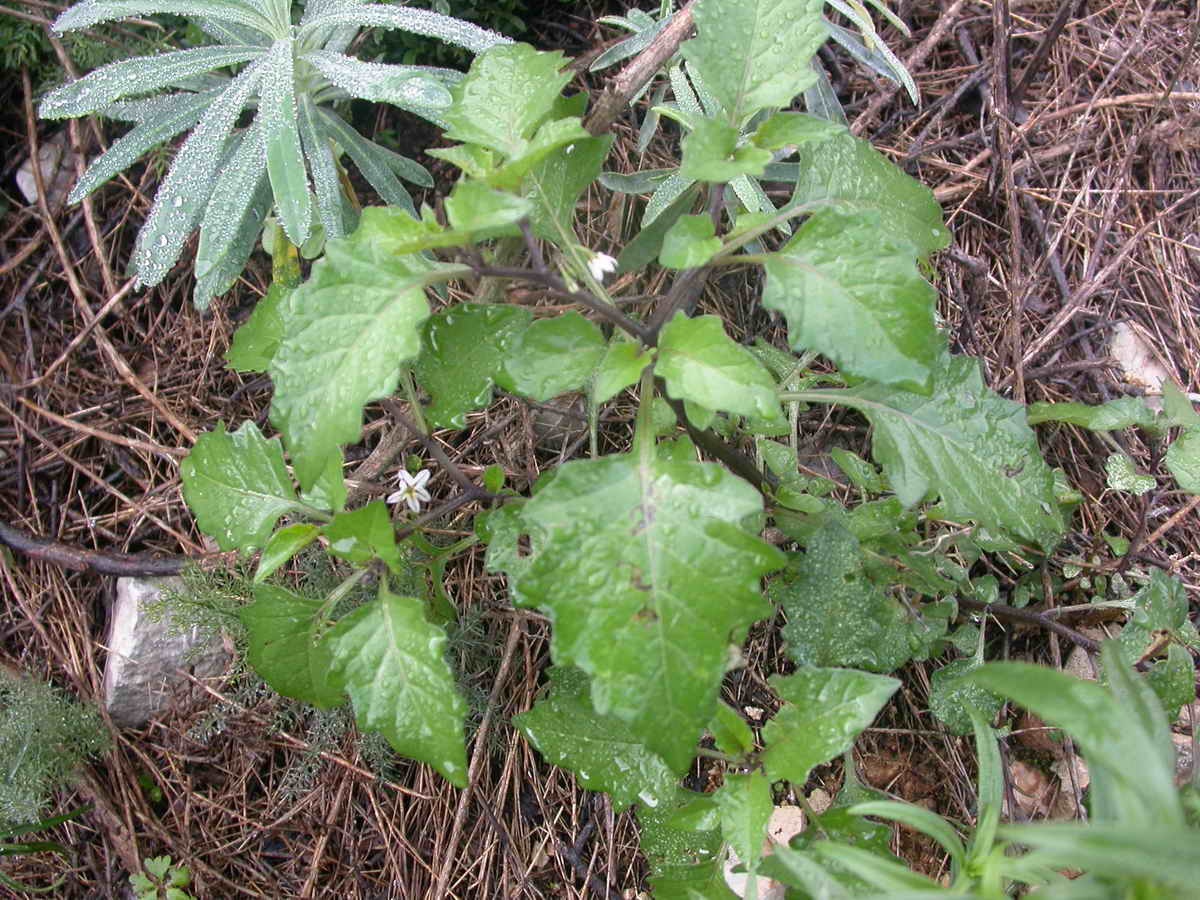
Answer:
[[40, 0, 512, 307], [130, 854, 195, 900], [759, 642, 1200, 899], [64, 0, 1195, 892], [0, 806, 92, 895]]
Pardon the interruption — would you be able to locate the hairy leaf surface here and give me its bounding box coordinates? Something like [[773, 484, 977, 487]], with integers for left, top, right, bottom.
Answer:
[[269, 210, 447, 488], [514, 667, 678, 812], [501, 450, 783, 771], [762, 668, 899, 787], [414, 304, 532, 428], [762, 209, 938, 392], [240, 584, 343, 708], [684, 0, 825, 123], [180, 421, 299, 552], [657, 313, 783, 422], [323, 586, 468, 787], [821, 352, 1065, 550], [772, 521, 921, 673]]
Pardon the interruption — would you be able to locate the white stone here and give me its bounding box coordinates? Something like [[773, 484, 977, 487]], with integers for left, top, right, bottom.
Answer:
[[104, 577, 230, 728]]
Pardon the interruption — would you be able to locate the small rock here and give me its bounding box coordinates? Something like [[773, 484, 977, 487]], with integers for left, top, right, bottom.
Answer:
[[104, 577, 231, 728], [16, 131, 75, 209]]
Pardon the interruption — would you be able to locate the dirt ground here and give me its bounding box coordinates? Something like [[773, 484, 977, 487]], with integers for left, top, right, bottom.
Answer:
[[1, 1, 1198, 897]]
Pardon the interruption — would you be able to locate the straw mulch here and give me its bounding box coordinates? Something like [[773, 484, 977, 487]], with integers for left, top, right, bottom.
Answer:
[[1, 0, 1197, 896]]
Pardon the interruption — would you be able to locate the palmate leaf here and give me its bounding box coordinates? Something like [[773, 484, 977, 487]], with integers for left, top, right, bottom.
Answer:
[[497, 448, 784, 772], [684, 0, 826, 123], [179, 421, 300, 552], [513, 667, 678, 812], [268, 209, 451, 488], [322, 585, 469, 787], [812, 350, 1065, 551], [762, 208, 939, 393]]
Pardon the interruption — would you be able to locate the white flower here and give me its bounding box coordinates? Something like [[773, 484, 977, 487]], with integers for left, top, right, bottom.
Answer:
[[386, 468, 431, 512], [587, 252, 618, 283]]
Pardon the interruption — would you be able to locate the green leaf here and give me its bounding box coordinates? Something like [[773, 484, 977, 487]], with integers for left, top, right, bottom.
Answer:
[[772, 521, 923, 673], [846, 801, 965, 873], [618, 182, 702, 274], [759, 845, 852, 900], [254, 523, 319, 583], [709, 701, 755, 757], [526, 134, 614, 243], [715, 771, 773, 879], [968, 644, 1181, 826], [638, 789, 739, 900], [414, 303, 532, 428], [762, 208, 939, 393], [496, 311, 606, 402], [1144, 644, 1195, 715], [240, 584, 344, 708], [824, 350, 1065, 551], [1165, 426, 1200, 494], [684, 0, 826, 123], [260, 37, 312, 246], [660, 214, 723, 269], [486, 116, 592, 189], [1026, 397, 1159, 431], [1104, 452, 1155, 495], [443, 179, 531, 234], [749, 111, 845, 151], [657, 313, 783, 422], [322, 502, 405, 575], [928, 657, 1003, 736], [1162, 381, 1200, 427], [268, 209, 444, 488], [322, 585, 469, 786], [810, 842, 943, 893], [441, 43, 572, 158], [497, 451, 783, 772], [762, 667, 899, 786], [592, 341, 654, 405], [226, 283, 289, 372], [679, 118, 772, 182], [180, 421, 300, 553], [300, 448, 346, 514], [144, 857, 171, 881], [39, 46, 263, 119], [513, 667, 678, 812], [830, 448, 886, 494], [787, 129, 950, 256]]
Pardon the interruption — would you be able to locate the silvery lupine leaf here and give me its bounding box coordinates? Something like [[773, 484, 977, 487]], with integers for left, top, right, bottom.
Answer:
[[299, 0, 353, 26], [131, 55, 266, 287], [193, 126, 273, 308], [297, 94, 348, 240], [54, 0, 275, 35], [825, 19, 917, 104], [643, 172, 695, 227], [194, 122, 263, 282], [299, 4, 510, 54], [302, 51, 453, 116], [102, 89, 217, 123], [668, 64, 704, 123], [315, 108, 417, 215], [589, 10, 671, 72], [804, 59, 848, 124], [260, 37, 313, 246], [198, 17, 271, 45], [372, 143, 432, 189], [854, 0, 910, 35], [38, 45, 262, 119], [69, 91, 217, 202]]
